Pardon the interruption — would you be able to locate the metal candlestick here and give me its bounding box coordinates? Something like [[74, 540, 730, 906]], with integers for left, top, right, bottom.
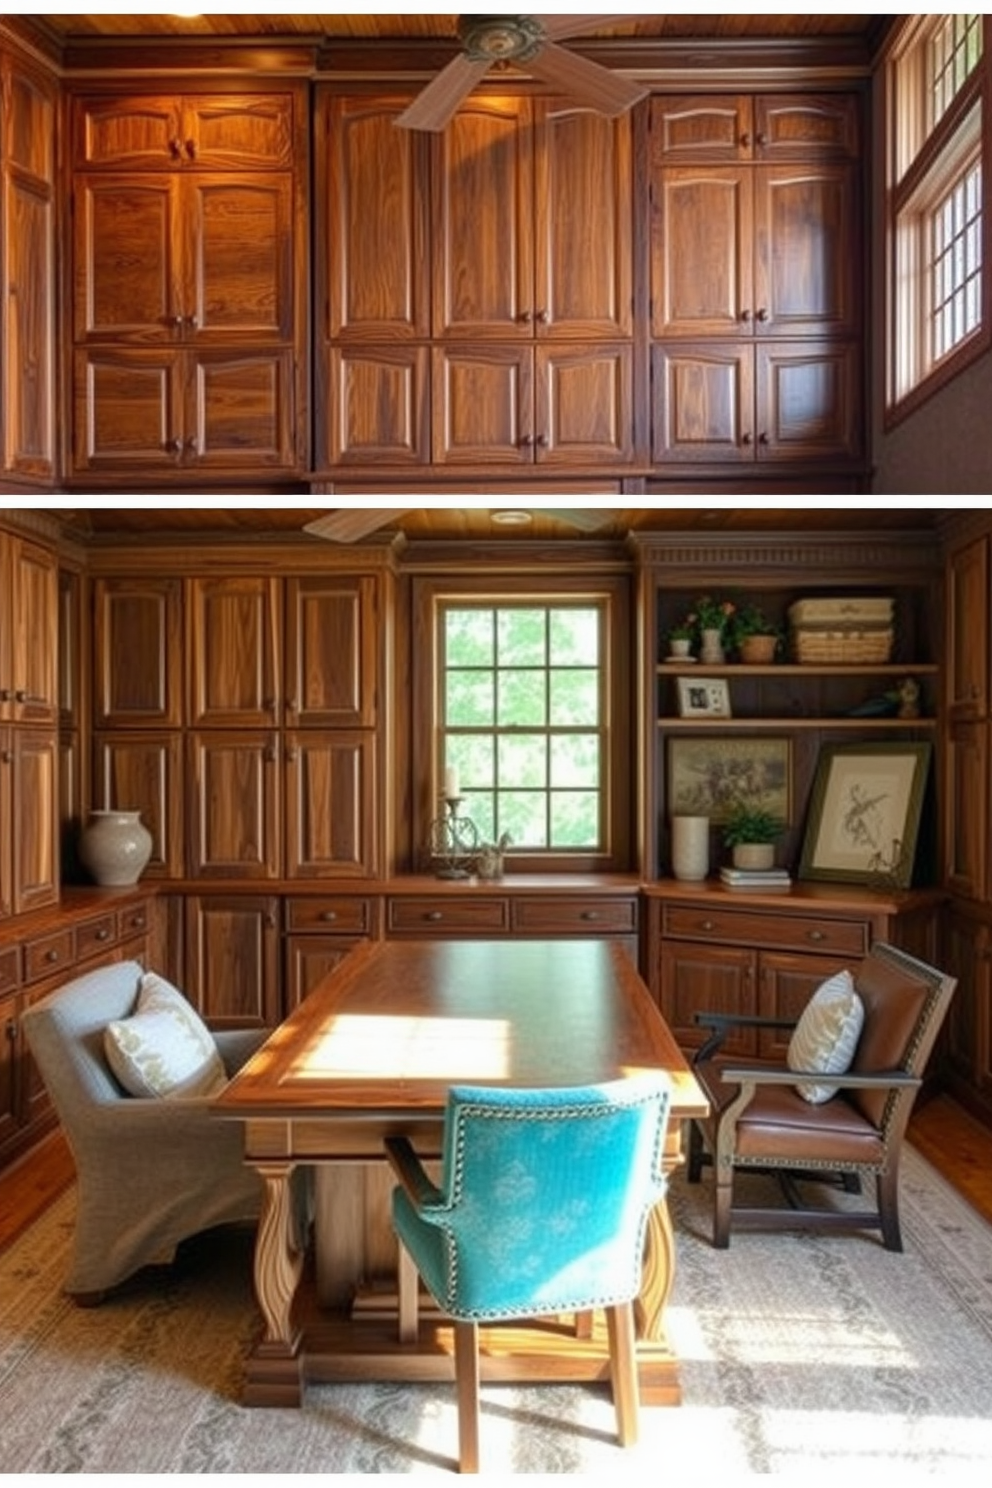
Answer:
[[428, 795, 479, 880]]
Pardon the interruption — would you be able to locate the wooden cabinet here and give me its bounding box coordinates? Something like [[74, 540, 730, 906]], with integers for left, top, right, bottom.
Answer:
[[0, 890, 152, 1170], [385, 881, 640, 958], [187, 732, 280, 879], [92, 732, 185, 880], [1, 48, 57, 484], [315, 89, 637, 473], [183, 893, 280, 1027], [284, 731, 377, 879], [284, 893, 379, 1009], [1, 728, 59, 918], [947, 533, 989, 720], [646, 882, 942, 1058], [94, 576, 183, 727], [648, 91, 863, 478], [0, 532, 58, 726], [284, 575, 378, 728], [188, 575, 280, 728], [68, 87, 307, 483]]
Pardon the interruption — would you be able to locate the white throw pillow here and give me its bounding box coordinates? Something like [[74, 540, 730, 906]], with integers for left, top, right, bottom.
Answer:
[[786, 969, 864, 1105], [104, 971, 227, 1099]]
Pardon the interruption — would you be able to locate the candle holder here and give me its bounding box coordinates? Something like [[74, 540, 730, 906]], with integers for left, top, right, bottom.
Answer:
[[428, 795, 480, 880]]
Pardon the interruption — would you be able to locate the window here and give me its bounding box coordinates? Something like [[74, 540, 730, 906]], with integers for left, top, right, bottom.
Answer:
[[413, 575, 632, 873], [887, 14, 989, 420]]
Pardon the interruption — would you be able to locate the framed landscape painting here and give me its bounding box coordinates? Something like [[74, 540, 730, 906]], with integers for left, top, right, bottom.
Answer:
[[799, 742, 931, 887], [667, 736, 792, 826]]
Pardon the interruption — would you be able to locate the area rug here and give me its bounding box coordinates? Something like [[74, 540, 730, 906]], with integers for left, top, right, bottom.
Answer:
[[2, 1147, 992, 1475]]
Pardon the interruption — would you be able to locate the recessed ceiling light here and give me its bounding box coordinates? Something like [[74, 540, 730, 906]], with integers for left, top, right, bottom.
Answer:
[[490, 509, 532, 526]]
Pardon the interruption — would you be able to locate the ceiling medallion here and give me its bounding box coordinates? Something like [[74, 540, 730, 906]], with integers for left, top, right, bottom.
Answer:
[[459, 15, 545, 66]]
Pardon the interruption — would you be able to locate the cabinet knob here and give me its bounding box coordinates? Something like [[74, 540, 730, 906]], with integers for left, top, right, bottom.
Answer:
[[168, 437, 182, 455], [756, 132, 767, 147], [319, 910, 338, 923], [425, 910, 443, 922], [806, 930, 825, 942], [740, 132, 750, 148], [171, 314, 184, 327], [579, 910, 600, 921], [169, 137, 183, 159], [758, 432, 769, 445], [45, 949, 59, 963], [535, 309, 549, 324], [535, 433, 548, 448], [519, 434, 534, 448], [0, 688, 11, 701], [96, 928, 110, 941], [5, 1018, 16, 1042], [184, 436, 199, 456], [741, 433, 752, 447], [185, 139, 197, 160], [1, 750, 12, 764], [740, 308, 751, 323], [756, 308, 769, 323], [699, 918, 715, 932], [519, 310, 533, 324], [184, 314, 199, 330]]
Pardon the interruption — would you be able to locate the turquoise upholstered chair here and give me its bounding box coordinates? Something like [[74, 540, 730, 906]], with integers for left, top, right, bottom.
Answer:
[[385, 1075, 671, 1473]]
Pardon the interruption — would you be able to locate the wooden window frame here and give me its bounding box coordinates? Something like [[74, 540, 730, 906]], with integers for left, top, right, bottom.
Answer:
[[885, 14, 991, 427]]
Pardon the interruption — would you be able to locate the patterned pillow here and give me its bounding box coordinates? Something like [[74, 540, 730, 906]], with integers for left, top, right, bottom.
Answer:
[[787, 969, 864, 1105], [104, 971, 227, 1099]]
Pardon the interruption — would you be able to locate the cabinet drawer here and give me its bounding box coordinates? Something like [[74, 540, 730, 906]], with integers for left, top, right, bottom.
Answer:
[[387, 897, 508, 935], [0, 947, 19, 995], [662, 905, 868, 957], [23, 929, 74, 983], [287, 897, 375, 935], [117, 902, 150, 940], [76, 914, 117, 960], [511, 897, 638, 935]]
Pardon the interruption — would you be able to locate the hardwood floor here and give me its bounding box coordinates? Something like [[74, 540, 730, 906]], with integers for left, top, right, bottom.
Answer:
[[2, 1094, 991, 1256]]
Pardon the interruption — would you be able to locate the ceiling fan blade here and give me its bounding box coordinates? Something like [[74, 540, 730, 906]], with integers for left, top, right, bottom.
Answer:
[[528, 507, 618, 532], [524, 41, 648, 117], [535, 16, 645, 43], [304, 509, 411, 543], [394, 53, 493, 132]]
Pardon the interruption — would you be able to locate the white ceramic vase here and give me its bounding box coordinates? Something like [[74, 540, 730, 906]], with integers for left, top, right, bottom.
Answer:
[[699, 627, 725, 664], [79, 810, 153, 887], [672, 815, 710, 881]]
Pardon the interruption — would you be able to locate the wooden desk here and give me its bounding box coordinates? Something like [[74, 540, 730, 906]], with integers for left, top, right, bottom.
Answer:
[[215, 937, 707, 1407]]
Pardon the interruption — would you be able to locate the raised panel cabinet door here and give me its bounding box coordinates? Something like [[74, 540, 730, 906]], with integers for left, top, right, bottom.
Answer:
[[649, 95, 752, 163], [321, 92, 430, 340], [93, 731, 185, 880], [72, 347, 184, 472], [322, 345, 430, 467], [4, 56, 56, 184], [536, 343, 635, 465], [184, 895, 281, 1028], [945, 721, 989, 902], [285, 576, 378, 728], [432, 96, 534, 339], [71, 94, 184, 169], [657, 941, 758, 1055], [754, 94, 860, 160], [93, 576, 183, 727], [58, 568, 81, 729], [432, 345, 533, 466], [754, 164, 858, 337], [758, 951, 854, 1060], [72, 176, 180, 342], [181, 94, 295, 171], [284, 731, 378, 879], [651, 167, 753, 338], [947, 536, 989, 719], [188, 576, 280, 727], [3, 175, 55, 480], [0, 729, 11, 916], [184, 175, 294, 341], [285, 937, 363, 1010], [651, 343, 754, 463], [11, 728, 58, 916], [756, 340, 861, 461], [186, 732, 281, 878], [534, 100, 632, 338], [9, 538, 57, 725], [185, 348, 298, 472]]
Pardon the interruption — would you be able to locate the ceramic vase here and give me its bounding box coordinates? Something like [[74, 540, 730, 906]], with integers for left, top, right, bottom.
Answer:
[[669, 637, 693, 660], [79, 810, 153, 887], [672, 815, 710, 882], [699, 627, 725, 665]]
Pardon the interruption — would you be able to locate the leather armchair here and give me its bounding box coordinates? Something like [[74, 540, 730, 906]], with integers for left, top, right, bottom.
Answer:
[[687, 941, 956, 1250], [22, 959, 266, 1301]]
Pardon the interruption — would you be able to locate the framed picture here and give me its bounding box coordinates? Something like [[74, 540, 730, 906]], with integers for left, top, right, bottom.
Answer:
[[667, 735, 792, 825], [676, 677, 732, 719], [798, 742, 931, 887]]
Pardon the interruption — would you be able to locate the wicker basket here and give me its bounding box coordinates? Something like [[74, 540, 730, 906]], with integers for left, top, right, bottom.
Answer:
[[790, 627, 894, 664]]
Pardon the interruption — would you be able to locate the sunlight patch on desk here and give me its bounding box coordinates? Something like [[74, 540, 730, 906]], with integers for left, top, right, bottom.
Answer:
[[292, 1014, 513, 1081]]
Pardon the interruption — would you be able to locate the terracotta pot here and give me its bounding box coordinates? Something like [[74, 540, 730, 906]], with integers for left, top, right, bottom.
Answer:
[[738, 634, 778, 664]]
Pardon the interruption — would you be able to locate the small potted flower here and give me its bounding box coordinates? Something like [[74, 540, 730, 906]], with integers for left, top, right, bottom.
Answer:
[[693, 595, 736, 664], [722, 802, 784, 871], [730, 602, 782, 665], [667, 619, 695, 661]]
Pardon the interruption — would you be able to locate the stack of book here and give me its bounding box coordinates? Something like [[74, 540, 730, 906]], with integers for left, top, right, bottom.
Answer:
[[719, 866, 792, 892]]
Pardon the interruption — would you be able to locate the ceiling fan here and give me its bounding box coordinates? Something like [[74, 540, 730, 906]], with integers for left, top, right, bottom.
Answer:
[[304, 508, 618, 543], [394, 14, 648, 133]]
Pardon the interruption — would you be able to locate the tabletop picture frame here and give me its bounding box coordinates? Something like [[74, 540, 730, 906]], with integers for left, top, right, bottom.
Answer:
[[676, 676, 732, 719], [798, 741, 931, 887]]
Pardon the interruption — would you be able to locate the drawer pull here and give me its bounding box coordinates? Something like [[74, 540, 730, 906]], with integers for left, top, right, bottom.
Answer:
[[425, 911, 443, 922], [319, 911, 338, 923], [96, 928, 110, 941], [129, 914, 146, 929], [699, 919, 716, 932], [45, 949, 59, 963], [806, 930, 826, 942], [579, 910, 600, 921]]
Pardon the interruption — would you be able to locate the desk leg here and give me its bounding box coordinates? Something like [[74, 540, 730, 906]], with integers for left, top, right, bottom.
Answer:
[[635, 1195, 675, 1341], [244, 1161, 305, 1407]]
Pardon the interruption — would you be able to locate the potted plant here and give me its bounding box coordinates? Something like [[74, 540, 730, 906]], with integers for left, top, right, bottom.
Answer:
[[722, 802, 784, 870], [731, 602, 782, 664], [692, 596, 736, 664], [667, 619, 695, 660]]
